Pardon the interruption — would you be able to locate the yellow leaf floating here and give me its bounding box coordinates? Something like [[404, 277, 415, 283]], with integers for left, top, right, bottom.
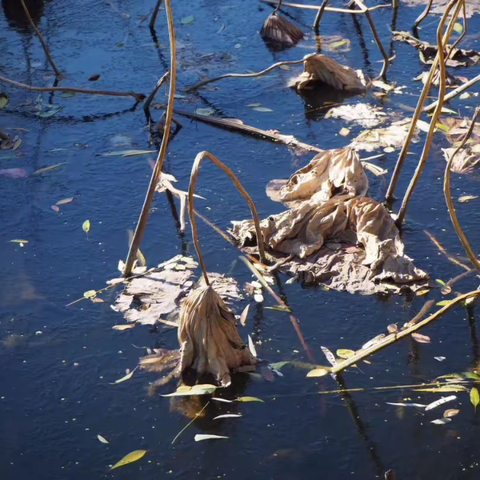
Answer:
[[83, 290, 96, 299], [235, 396, 264, 403], [336, 349, 355, 359], [306, 367, 330, 378], [112, 324, 136, 331], [470, 387, 479, 411], [82, 220, 91, 233], [110, 450, 147, 470], [111, 367, 137, 385], [239, 304, 250, 327], [97, 434, 109, 444]]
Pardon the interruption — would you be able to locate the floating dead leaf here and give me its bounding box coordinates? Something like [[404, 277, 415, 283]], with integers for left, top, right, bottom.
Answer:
[[459, 195, 478, 203], [470, 387, 479, 411], [99, 150, 155, 157], [89, 74, 100, 81], [415, 385, 466, 393], [83, 290, 96, 299], [387, 324, 398, 334], [248, 335, 257, 358], [386, 402, 426, 408], [434, 356, 446, 362], [9, 239, 29, 244], [425, 395, 457, 411], [416, 287, 430, 296], [324, 37, 351, 53], [213, 414, 242, 420], [112, 324, 136, 331], [437, 300, 452, 307], [290, 54, 366, 93], [260, 366, 275, 382], [236, 396, 264, 403], [253, 106, 273, 113], [82, 220, 91, 233], [260, 12, 303, 46], [181, 15, 195, 25], [110, 450, 147, 470], [239, 304, 250, 326], [97, 434, 109, 444], [0, 93, 9, 110], [431, 417, 452, 425], [321, 346, 337, 366], [212, 397, 233, 403], [326, 103, 386, 128], [412, 333, 431, 344], [111, 367, 137, 385], [195, 108, 215, 116], [336, 349, 355, 359], [306, 367, 330, 378], [12, 139, 22, 151], [339, 127, 350, 137], [194, 434, 228, 442], [33, 163, 65, 175], [443, 408, 459, 418], [56, 197, 74, 206], [51, 205, 60, 212], [162, 384, 217, 397]]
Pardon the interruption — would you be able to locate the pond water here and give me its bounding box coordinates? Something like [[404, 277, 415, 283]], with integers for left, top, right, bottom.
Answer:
[[1, 0, 480, 479]]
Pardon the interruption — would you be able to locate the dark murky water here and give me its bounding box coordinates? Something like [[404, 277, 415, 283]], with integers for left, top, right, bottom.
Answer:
[[1, 1, 480, 479]]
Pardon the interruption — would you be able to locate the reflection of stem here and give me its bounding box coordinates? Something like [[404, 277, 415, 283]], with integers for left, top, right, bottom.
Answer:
[[384, 0, 463, 204], [424, 230, 471, 271], [396, 0, 460, 225], [188, 152, 266, 285], [149, 0, 163, 29], [0, 75, 145, 102], [444, 107, 480, 273], [413, 0, 433, 28], [124, 0, 176, 277], [171, 400, 210, 444], [185, 58, 306, 92], [467, 307, 480, 367], [261, 0, 388, 14], [20, 0, 61, 77]]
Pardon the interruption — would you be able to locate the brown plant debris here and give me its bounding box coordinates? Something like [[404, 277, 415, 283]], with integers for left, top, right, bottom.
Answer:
[[401, 0, 480, 18], [230, 195, 428, 295], [392, 31, 480, 68], [111, 255, 242, 326], [260, 12, 304, 46], [288, 54, 367, 93], [265, 147, 368, 206], [350, 118, 421, 152], [178, 284, 256, 386]]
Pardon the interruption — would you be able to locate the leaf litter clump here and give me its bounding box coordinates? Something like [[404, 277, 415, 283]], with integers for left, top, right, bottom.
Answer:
[[230, 147, 429, 295]]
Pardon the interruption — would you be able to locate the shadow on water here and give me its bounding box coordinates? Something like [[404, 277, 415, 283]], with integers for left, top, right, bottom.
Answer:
[[2, 0, 44, 30]]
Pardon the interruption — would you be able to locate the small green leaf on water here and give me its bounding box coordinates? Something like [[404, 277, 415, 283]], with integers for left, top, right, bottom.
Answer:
[[336, 349, 355, 359], [0, 93, 9, 110], [437, 300, 452, 307], [195, 107, 215, 116], [194, 434, 228, 442], [253, 106, 273, 113], [181, 15, 195, 25], [111, 367, 137, 385], [453, 22, 463, 34], [83, 290, 97, 299], [60, 92, 76, 98], [236, 396, 264, 403], [110, 449, 147, 470], [82, 220, 91, 233], [97, 434, 109, 444], [264, 305, 292, 312], [162, 384, 217, 397], [436, 279, 446, 287], [470, 387, 479, 411]]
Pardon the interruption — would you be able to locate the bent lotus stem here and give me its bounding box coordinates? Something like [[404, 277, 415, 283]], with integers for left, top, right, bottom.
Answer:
[[396, 0, 462, 225], [188, 151, 266, 285], [413, 0, 433, 28], [385, 0, 463, 204], [124, 0, 176, 277], [444, 106, 480, 273]]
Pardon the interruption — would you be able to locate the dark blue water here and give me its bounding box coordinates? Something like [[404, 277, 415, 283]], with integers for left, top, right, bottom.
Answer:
[[1, 1, 480, 479]]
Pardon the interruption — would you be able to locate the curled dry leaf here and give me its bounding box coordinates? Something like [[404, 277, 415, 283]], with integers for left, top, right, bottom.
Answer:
[[51, 205, 60, 212], [213, 414, 242, 420], [425, 395, 457, 411], [97, 434, 109, 444], [412, 333, 431, 344], [387, 324, 398, 334], [260, 12, 304, 46], [248, 335, 257, 358], [194, 434, 228, 442], [111, 367, 137, 385], [443, 408, 459, 418], [239, 304, 250, 326]]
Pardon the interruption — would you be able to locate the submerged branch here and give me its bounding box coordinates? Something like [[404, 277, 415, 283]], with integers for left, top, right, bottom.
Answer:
[[185, 57, 306, 92], [20, 0, 61, 77], [0, 75, 145, 102], [444, 107, 480, 273]]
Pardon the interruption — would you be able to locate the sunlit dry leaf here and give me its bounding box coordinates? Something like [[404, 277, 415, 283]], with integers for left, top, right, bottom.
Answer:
[[110, 450, 147, 470], [83, 290, 96, 299], [33, 163, 65, 175], [92, 297, 104, 303], [470, 387, 479, 411], [56, 197, 74, 206], [416, 288, 430, 296], [415, 385, 466, 393], [443, 408, 459, 418], [458, 195, 478, 203], [51, 205, 60, 212], [434, 356, 446, 362], [264, 305, 292, 312], [13, 139, 22, 151], [253, 107, 273, 113], [112, 324, 135, 331], [339, 127, 350, 137], [212, 397, 233, 403], [213, 414, 242, 420], [195, 108, 215, 116], [0, 93, 9, 110], [162, 384, 217, 397], [386, 402, 426, 408], [437, 300, 452, 307], [431, 417, 452, 425], [336, 349, 355, 359], [111, 367, 137, 385], [97, 434, 109, 444], [412, 333, 431, 344], [236, 396, 264, 403], [9, 239, 28, 244], [248, 335, 257, 358], [254, 293, 264, 303], [306, 367, 330, 378], [435, 279, 446, 287], [82, 220, 91, 233], [194, 434, 228, 442], [239, 304, 250, 326], [387, 324, 398, 333], [321, 346, 337, 366], [425, 395, 457, 411]]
